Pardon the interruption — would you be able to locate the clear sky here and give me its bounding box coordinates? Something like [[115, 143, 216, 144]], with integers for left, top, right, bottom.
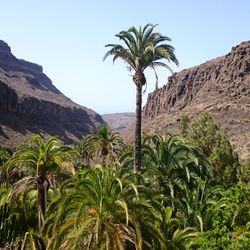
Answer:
[[1, 0, 249, 114]]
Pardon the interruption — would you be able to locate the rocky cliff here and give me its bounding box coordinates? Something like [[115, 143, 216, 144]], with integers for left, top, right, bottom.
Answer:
[[142, 41, 250, 159], [0, 40, 104, 147]]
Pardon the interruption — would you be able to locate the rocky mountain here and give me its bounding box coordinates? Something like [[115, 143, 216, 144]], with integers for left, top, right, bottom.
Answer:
[[0, 40, 104, 147], [102, 113, 135, 132], [141, 40, 250, 159]]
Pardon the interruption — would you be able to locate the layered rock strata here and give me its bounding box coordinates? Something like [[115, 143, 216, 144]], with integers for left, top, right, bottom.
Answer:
[[142, 41, 250, 159], [0, 40, 104, 147]]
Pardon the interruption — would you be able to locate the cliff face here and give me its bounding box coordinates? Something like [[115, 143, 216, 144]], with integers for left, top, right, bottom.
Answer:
[[142, 41, 250, 159], [0, 40, 104, 147]]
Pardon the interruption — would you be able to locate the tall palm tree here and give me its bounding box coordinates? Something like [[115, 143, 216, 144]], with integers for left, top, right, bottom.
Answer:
[[104, 23, 178, 172], [3, 135, 76, 229]]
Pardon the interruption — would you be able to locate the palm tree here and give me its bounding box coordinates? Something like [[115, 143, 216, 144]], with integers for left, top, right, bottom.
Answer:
[[142, 133, 213, 185], [179, 181, 225, 231], [81, 124, 125, 166], [43, 166, 161, 249], [3, 135, 76, 229], [104, 23, 178, 172], [120, 133, 212, 193], [0, 186, 45, 249], [153, 206, 198, 249]]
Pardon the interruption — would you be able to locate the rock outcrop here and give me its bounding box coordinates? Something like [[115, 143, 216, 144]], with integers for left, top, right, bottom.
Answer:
[[0, 40, 104, 147], [142, 41, 250, 159]]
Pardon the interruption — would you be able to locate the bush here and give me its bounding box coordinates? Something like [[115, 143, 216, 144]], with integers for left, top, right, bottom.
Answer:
[[178, 113, 239, 183]]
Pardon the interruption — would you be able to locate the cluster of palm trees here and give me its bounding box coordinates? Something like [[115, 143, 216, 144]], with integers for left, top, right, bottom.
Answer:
[[1, 123, 248, 249], [0, 24, 249, 249]]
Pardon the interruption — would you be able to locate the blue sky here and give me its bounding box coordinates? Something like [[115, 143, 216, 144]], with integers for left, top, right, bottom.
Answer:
[[1, 0, 249, 114]]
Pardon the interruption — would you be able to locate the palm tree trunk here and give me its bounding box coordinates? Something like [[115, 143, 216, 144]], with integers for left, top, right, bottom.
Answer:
[[134, 84, 142, 172], [37, 177, 48, 229]]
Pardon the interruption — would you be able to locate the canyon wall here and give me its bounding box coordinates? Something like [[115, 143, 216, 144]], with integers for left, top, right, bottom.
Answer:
[[0, 40, 104, 147], [142, 41, 250, 159]]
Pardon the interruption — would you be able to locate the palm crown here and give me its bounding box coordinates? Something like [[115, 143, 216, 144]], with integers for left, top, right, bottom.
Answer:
[[104, 23, 178, 88], [3, 135, 76, 229], [80, 124, 125, 166]]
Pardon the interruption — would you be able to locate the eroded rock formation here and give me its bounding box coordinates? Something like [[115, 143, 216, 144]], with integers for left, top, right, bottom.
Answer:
[[142, 41, 250, 159], [0, 40, 104, 147]]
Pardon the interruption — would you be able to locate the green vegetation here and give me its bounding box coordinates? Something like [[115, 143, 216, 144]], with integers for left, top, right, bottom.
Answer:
[[178, 113, 239, 183], [2, 136, 76, 230], [0, 24, 249, 249], [0, 112, 249, 249]]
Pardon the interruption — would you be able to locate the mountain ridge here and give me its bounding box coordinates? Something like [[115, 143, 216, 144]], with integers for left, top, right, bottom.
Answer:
[[102, 112, 135, 132], [0, 40, 104, 147]]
